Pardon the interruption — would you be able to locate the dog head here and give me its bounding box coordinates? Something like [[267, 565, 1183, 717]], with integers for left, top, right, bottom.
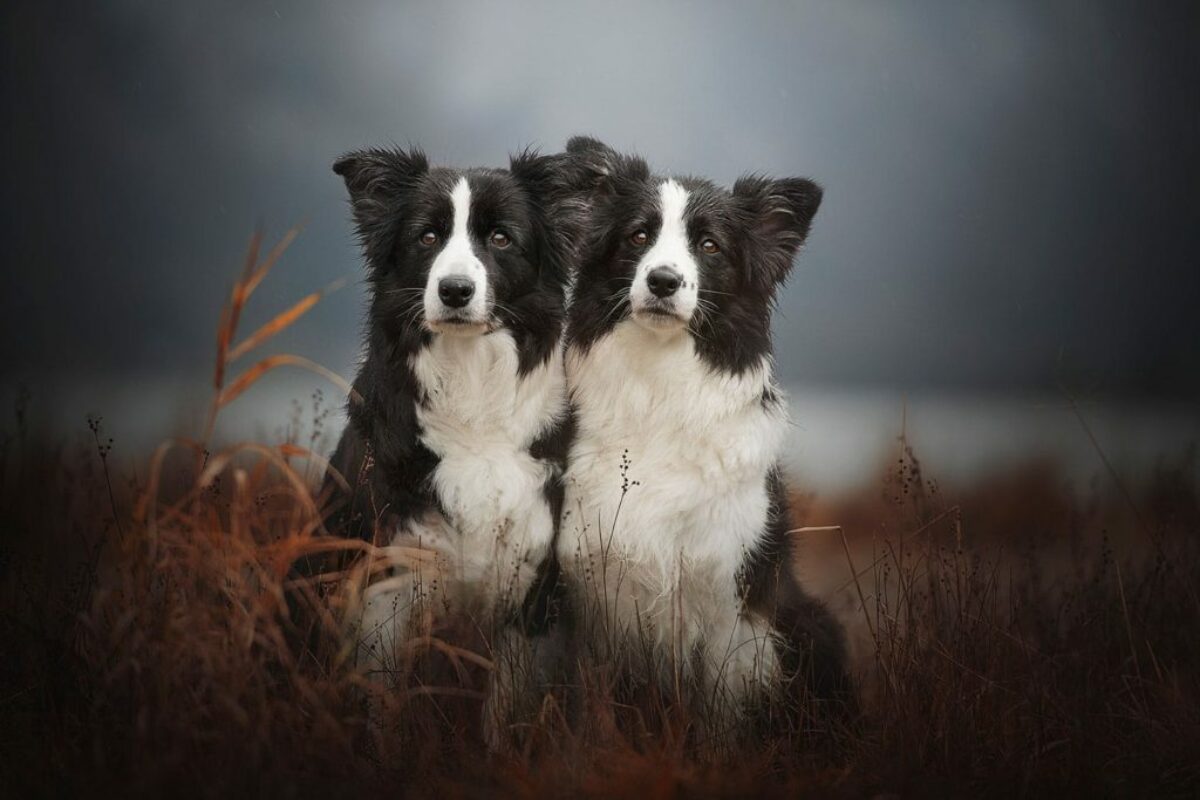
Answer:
[[334, 147, 581, 341], [565, 136, 822, 370]]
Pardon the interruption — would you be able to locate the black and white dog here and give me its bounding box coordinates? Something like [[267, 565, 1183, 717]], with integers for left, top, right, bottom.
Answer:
[[557, 137, 850, 718], [322, 147, 579, 674]]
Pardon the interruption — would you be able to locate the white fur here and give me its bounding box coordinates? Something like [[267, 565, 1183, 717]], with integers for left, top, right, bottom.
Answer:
[[560, 319, 786, 703], [629, 179, 700, 329], [424, 177, 490, 327], [356, 330, 566, 672]]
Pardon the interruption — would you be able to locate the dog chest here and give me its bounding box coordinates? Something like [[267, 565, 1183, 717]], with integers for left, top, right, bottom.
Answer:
[[561, 323, 786, 598], [410, 331, 566, 546]]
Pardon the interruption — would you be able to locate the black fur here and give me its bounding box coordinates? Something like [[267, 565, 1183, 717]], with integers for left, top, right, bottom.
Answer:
[[564, 136, 822, 375], [512, 407, 575, 634], [320, 147, 582, 546], [562, 137, 851, 707], [740, 470, 854, 706]]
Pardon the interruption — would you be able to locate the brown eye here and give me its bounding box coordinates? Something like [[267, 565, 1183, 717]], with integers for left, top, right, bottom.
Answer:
[[490, 230, 511, 248], [419, 230, 438, 246], [700, 238, 720, 255], [630, 230, 649, 246]]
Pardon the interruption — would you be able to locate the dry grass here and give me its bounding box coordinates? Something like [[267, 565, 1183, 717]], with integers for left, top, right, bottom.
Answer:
[[1, 231, 1198, 798]]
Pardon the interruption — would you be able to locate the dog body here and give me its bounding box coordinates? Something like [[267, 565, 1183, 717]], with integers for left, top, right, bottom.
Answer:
[[398, 326, 565, 608], [558, 138, 849, 714], [324, 148, 579, 669], [565, 320, 786, 672]]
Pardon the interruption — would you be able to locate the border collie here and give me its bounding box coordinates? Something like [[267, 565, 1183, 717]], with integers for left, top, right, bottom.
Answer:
[[557, 137, 850, 719], [322, 147, 579, 680]]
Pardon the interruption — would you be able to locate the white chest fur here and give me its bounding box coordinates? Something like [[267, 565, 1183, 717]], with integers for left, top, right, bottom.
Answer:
[[355, 332, 566, 677], [407, 331, 565, 588], [355, 333, 566, 681], [560, 321, 787, 673]]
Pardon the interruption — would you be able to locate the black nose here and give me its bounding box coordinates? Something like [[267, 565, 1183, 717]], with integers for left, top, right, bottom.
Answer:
[[646, 266, 682, 298], [438, 276, 475, 308]]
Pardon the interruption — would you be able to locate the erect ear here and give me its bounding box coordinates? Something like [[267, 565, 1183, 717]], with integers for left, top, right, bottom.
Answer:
[[563, 135, 649, 194], [509, 147, 587, 284], [332, 147, 429, 203], [333, 147, 429, 265], [510, 147, 572, 199], [733, 175, 823, 289], [565, 135, 619, 185]]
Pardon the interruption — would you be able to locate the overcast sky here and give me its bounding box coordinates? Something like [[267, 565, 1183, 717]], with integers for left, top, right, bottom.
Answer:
[[3, 0, 1198, 415]]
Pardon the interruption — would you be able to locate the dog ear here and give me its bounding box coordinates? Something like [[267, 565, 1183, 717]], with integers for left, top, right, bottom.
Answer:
[[564, 135, 649, 194], [333, 148, 429, 266], [733, 175, 823, 290], [565, 136, 619, 183], [510, 148, 588, 285], [332, 147, 429, 203]]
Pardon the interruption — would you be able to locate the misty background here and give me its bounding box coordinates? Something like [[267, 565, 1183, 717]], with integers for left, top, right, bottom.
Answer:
[[2, 1, 1197, 491]]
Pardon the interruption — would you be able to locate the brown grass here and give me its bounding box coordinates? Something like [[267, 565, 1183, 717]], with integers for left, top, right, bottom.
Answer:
[[1, 231, 1198, 798]]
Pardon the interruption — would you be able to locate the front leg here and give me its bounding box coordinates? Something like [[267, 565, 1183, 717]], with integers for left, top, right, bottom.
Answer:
[[482, 556, 571, 752], [701, 608, 779, 721], [348, 511, 457, 687], [481, 622, 570, 753]]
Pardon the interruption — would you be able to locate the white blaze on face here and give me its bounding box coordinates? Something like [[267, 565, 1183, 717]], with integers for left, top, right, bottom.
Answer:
[[629, 178, 699, 330], [424, 176, 490, 330]]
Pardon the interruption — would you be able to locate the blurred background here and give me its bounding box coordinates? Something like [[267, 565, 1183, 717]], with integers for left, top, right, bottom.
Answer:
[[2, 0, 1197, 494]]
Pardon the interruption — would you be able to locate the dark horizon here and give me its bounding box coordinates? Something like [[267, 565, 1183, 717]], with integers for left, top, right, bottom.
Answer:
[[3, 0, 1199, 414]]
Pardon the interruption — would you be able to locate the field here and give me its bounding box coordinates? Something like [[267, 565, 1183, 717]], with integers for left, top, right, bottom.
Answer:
[[2, 233, 1197, 798]]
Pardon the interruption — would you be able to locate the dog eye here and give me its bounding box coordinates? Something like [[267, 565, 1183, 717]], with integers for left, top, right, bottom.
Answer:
[[419, 230, 438, 246], [700, 238, 720, 255], [630, 230, 649, 247], [490, 230, 511, 249]]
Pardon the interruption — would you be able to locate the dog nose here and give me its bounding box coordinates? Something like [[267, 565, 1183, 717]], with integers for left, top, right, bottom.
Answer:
[[646, 267, 682, 299], [438, 276, 475, 308]]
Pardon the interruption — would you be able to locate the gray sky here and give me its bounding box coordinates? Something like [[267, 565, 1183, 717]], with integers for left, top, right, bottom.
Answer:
[[4, 0, 1198, 412]]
